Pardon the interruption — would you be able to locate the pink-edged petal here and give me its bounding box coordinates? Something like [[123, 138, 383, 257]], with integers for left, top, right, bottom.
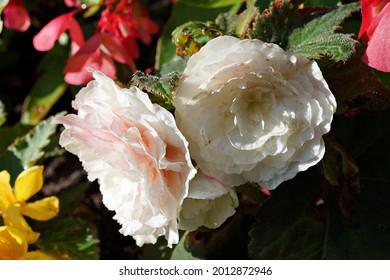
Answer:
[[362, 7, 390, 72], [3, 0, 30, 32], [33, 13, 74, 52]]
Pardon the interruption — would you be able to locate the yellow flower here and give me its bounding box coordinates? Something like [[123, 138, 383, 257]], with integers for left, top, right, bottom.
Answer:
[[0, 226, 28, 260], [0, 225, 60, 260], [0, 166, 59, 243]]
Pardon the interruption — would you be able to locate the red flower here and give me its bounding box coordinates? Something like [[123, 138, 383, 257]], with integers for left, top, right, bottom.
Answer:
[[359, 0, 390, 72], [3, 0, 30, 32]]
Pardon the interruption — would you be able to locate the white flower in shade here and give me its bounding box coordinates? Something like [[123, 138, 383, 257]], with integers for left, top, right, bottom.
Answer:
[[179, 170, 238, 231], [174, 35, 336, 190], [53, 71, 196, 247]]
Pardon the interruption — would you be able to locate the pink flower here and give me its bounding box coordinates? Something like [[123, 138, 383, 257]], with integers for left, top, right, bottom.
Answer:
[[33, 12, 84, 54], [53, 71, 196, 247], [3, 0, 30, 32], [359, 0, 390, 72]]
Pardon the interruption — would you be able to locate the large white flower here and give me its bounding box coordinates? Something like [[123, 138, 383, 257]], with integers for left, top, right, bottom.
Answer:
[[179, 170, 238, 231], [173, 36, 336, 190], [53, 71, 196, 247]]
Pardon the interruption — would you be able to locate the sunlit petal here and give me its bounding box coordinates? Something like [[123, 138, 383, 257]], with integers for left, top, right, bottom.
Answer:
[[22, 196, 59, 221], [6, 203, 40, 243], [0, 226, 28, 260], [14, 166, 44, 201], [0, 170, 15, 212]]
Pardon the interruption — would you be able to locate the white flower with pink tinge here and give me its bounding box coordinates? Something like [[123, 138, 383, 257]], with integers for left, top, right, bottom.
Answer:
[[54, 71, 196, 247]]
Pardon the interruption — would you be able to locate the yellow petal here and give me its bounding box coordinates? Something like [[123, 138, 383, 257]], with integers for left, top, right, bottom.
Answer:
[[6, 203, 40, 244], [22, 196, 60, 221], [14, 166, 44, 201], [24, 250, 58, 260], [0, 170, 15, 212], [0, 226, 28, 260]]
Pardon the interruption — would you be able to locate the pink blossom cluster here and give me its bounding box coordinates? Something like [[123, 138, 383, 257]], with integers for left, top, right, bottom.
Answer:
[[2, 0, 159, 85]]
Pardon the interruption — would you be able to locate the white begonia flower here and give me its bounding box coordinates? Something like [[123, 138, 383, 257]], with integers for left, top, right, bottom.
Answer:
[[174, 36, 336, 190], [53, 71, 196, 247], [179, 170, 239, 231]]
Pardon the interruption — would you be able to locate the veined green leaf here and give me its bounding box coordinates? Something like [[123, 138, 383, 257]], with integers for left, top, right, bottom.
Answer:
[[21, 44, 68, 125], [8, 113, 64, 169], [288, 2, 360, 63], [129, 71, 180, 110], [37, 217, 99, 260]]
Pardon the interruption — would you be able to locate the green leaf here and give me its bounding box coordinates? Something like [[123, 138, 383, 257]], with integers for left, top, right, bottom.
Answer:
[[155, 2, 233, 74], [0, 123, 31, 179], [320, 137, 361, 217], [172, 213, 250, 259], [129, 71, 180, 109], [21, 44, 68, 125], [249, 0, 305, 48], [305, 0, 339, 6], [0, 99, 6, 126], [249, 111, 390, 259], [8, 113, 64, 169], [288, 2, 360, 63], [171, 231, 205, 260], [56, 182, 90, 218], [248, 170, 326, 259], [141, 237, 173, 260], [37, 217, 100, 260], [0, 151, 24, 183], [0, 123, 31, 154], [82, 0, 103, 17], [235, 0, 259, 37], [177, 0, 243, 8]]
